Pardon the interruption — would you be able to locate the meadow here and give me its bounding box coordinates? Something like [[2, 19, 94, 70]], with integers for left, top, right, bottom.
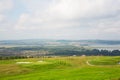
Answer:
[[0, 56, 120, 80]]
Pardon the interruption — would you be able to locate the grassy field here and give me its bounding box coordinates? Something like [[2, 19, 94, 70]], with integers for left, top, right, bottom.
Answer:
[[0, 56, 120, 80]]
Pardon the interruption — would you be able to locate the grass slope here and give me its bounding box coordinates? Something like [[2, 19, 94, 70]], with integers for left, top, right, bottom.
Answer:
[[0, 56, 120, 80]]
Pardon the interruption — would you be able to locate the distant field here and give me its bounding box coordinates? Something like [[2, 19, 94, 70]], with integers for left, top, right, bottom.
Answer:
[[0, 56, 120, 80]]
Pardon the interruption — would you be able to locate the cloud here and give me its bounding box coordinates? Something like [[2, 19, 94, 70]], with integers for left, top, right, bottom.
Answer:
[[1, 0, 120, 40], [90, 19, 120, 34], [0, 14, 5, 22], [0, 0, 13, 12], [0, 0, 13, 28], [16, 0, 120, 28]]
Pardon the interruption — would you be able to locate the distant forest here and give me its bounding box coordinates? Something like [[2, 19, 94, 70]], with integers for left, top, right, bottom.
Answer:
[[0, 46, 120, 60]]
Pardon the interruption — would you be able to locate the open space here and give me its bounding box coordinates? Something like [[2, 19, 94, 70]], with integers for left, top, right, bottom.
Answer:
[[0, 56, 120, 80]]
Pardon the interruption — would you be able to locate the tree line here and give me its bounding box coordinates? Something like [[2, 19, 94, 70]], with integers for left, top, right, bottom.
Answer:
[[50, 49, 120, 56], [0, 46, 120, 60]]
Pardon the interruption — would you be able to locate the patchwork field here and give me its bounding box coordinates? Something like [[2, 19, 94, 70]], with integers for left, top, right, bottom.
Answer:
[[0, 56, 120, 80]]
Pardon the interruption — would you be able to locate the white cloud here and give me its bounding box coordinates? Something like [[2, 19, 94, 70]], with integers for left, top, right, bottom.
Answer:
[[15, 13, 30, 30], [0, 0, 13, 13], [0, 14, 5, 22], [1, 0, 120, 40], [0, 0, 17, 41], [89, 16, 120, 34], [46, 0, 120, 19], [0, 0, 13, 29], [17, 0, 120, 28]]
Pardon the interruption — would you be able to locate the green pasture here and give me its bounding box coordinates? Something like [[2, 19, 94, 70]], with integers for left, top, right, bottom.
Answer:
[[0, 56, 120, 80]]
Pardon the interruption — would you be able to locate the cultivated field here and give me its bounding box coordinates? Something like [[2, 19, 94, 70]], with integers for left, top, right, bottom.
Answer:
[[0, 56, 120, 80]]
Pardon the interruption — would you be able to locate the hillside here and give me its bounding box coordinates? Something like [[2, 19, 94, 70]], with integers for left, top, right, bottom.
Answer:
[[0, 56, 120, 80]]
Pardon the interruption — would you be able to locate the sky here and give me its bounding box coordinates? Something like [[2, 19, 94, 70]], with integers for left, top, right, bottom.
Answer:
[[0, 0, 120, 40]]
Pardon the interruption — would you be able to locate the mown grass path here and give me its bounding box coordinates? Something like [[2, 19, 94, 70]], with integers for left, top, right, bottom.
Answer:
[[86, 61, 95, 66]]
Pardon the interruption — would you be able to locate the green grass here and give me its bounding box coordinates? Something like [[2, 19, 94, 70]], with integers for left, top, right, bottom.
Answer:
[[89, 56, 120, 65], [0, 56, 120, 80]]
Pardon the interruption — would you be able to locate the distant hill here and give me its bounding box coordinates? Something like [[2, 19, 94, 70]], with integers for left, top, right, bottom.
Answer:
[[0, 39, 120, 46]]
